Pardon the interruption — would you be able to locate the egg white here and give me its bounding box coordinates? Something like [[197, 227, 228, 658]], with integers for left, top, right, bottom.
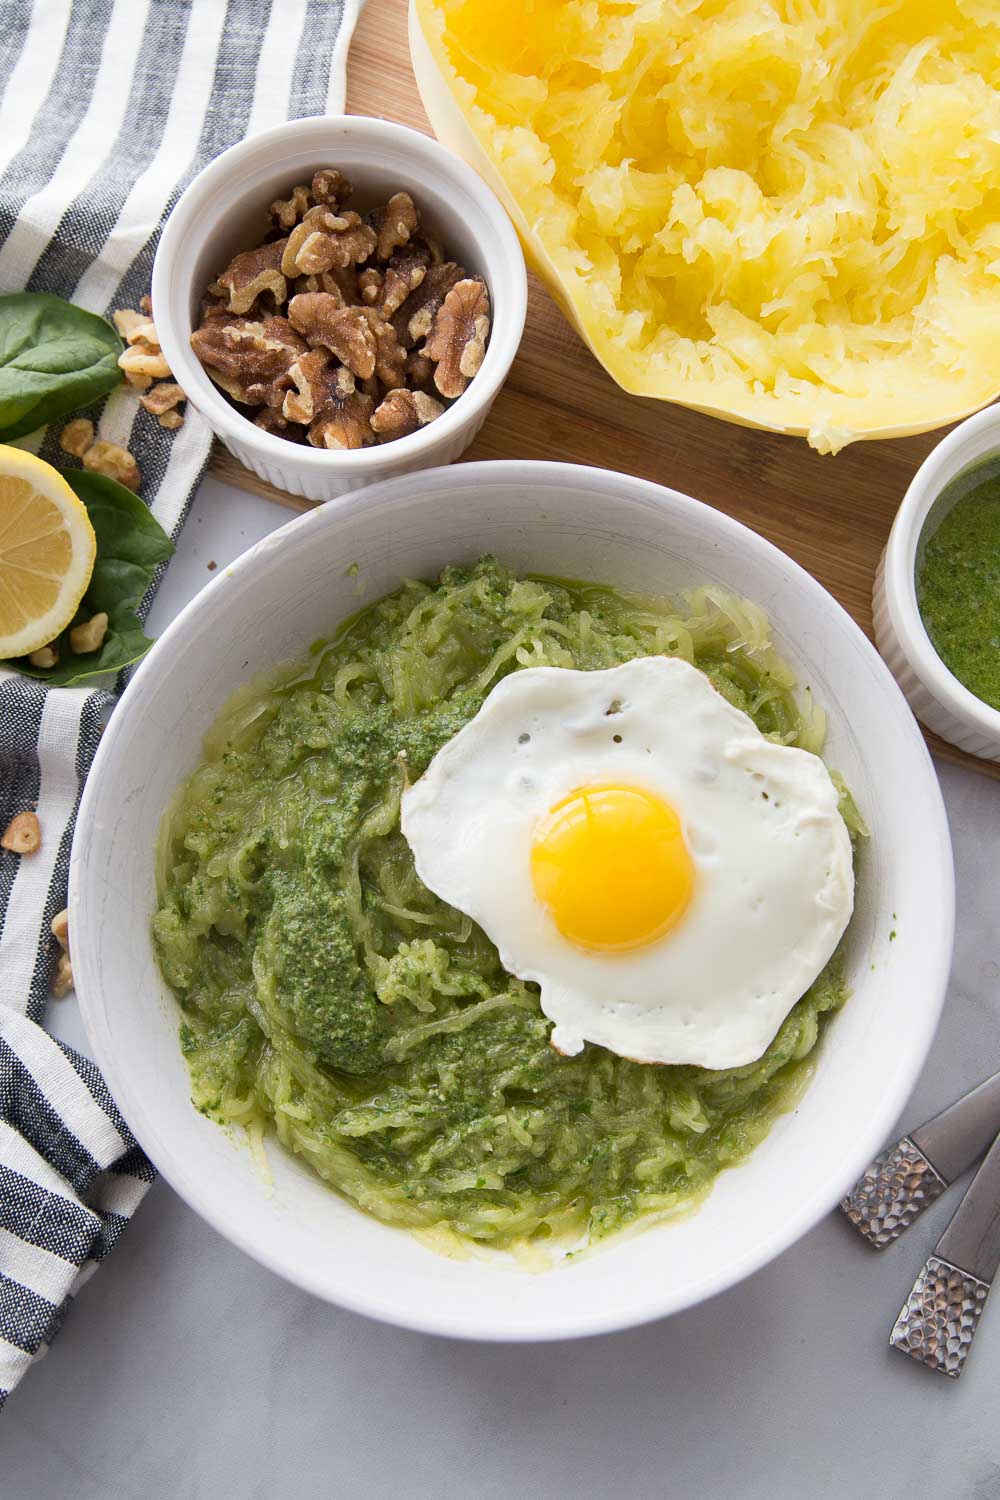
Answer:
[[400, 656, 854, 1069]]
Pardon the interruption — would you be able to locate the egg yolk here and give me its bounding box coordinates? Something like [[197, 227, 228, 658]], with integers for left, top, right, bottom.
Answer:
[[530, 784, 694, 953]]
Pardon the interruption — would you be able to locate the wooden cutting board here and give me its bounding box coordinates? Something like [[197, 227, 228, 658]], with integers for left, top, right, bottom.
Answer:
[[208, 0, 997, 783]]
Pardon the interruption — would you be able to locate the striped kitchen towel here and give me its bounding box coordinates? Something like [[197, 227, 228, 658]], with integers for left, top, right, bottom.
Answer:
[[0, 0, 356, 1411]]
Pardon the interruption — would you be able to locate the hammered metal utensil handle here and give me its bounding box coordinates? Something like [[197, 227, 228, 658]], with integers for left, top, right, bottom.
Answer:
[[841, 1136, 948, 1248], [889, 1255, 991, 1378]]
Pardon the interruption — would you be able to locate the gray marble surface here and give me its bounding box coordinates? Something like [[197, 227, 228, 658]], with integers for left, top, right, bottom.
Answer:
[[5, 479, 1000, 1500]]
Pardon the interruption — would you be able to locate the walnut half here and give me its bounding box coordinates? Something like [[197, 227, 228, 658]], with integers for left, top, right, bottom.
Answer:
[[424, 278, 491, 399]]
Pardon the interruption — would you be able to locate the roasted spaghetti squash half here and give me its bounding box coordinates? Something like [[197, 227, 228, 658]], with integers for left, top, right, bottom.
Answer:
[[411, 0, 1000, 452]]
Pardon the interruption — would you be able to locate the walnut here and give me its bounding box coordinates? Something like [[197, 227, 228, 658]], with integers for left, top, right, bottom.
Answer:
[[368, 192, 418, 261], [51, 907, 72, 997], [2, 811, 40, 854], [417, 231, 446, 266], [159, 409, 184, 430], [362, 308, 406, 389], [140, 381, 186, 417], [270, 183, 312, 230], [358, 267, 383, 306], [51, 951, 74, 998], [205, 368, 259, 405], [28, 644, 59, 668], [307, 372, 374, 450], [51, 907, 70, 953], [377, 246, 429, 319], [254, 407, 304, 440], [82, 440, 141, 491], [370, 388, 444, 440], [312, 168, 352, 209], [288, 295, 376, 378], [404, 348, 436, 392], [200, 294, 229, 322], [281, 349, 344, 425], [70, 612, 109, 654], [112, 308, 147, 340], [280, 208, 375, 279], [211, 239, 288, 314], [425, 278, 491, 398], [123, 318, 158, 347], [118, 344, 171, 383], [191, 314, 306, 404], [113, 311, 171, 388], [59, 418, 95, 457], [139, 294, 153, 316], [391, 261, 464, 349], [290, 271, 350, 307]]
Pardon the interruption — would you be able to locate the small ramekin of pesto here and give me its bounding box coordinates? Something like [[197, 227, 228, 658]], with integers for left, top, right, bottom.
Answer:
[[916, 455, 1000, 713], [875, 408, 1000, 762]]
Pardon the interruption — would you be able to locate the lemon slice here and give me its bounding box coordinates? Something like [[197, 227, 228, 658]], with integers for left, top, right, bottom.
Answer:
[[0, 445, 97, 659]]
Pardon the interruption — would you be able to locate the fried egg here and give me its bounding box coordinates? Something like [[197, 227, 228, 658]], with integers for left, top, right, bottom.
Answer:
[[400, 656, 854, 1069]]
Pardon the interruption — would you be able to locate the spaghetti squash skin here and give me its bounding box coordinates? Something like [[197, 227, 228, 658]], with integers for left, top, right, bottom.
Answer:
[[413, 0, 1000, 451], [153, 559, 861, 1251]]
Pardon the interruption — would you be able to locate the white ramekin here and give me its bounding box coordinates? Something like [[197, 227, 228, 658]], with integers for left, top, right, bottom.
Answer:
[[151, 116, 526, 501], [874, 404, 1000, 760]]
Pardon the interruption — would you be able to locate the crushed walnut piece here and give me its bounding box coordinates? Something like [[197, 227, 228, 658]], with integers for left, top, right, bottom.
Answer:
[[2, 811, 40, 855], [112, 308, 148, 341], [140, 381, 186, 417], [69, 611, 109, 655], [391, 261, 464, 350], [281, 208, 375, 279], [59, 418, 95, 458], [212, 240, 288, 315], [311, 168, 352, 209], [309, 401, 374, 450], [51, 951, 74, 998], [50, 904, 72, 997], [371, 388, 444, 440], [189, 169, 492, 449], [28, 644, 59, 669], [358, 266, 382, 306], [51, 908, 70, 953], [270, 182, 313, 230], [368, 192, 418, 262], [82, 439, 141, 491], [191, 314, 306, 406], [377, 246, 429, 320]]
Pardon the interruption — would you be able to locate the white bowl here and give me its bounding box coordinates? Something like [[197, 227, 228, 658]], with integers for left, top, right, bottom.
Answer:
[[151, 116, 527, 501], [71, 462, 954, 1342], [874, 405, 1000, 760]]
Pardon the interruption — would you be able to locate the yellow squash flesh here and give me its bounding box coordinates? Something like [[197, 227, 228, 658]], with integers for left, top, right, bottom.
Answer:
[[411, 0, 1000, 452]]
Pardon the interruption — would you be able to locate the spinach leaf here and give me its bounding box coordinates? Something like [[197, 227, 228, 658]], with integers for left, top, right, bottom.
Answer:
[[0, 293, 123, 441], [3, 470, 174, 687]]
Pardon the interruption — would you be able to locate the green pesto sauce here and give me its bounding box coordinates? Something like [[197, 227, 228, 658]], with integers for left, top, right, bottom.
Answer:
[[917, 460, 1000, 711], [152, 558, 857, 1251]]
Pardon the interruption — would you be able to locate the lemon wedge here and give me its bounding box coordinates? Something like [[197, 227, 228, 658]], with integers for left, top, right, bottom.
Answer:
[[0, 445, 96, 659]]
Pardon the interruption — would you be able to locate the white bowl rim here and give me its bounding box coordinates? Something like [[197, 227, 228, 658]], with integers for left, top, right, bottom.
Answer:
[[71, 459, 955, 1341], [151, 114, 527, 473], [883, 404, 1000, 744]]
